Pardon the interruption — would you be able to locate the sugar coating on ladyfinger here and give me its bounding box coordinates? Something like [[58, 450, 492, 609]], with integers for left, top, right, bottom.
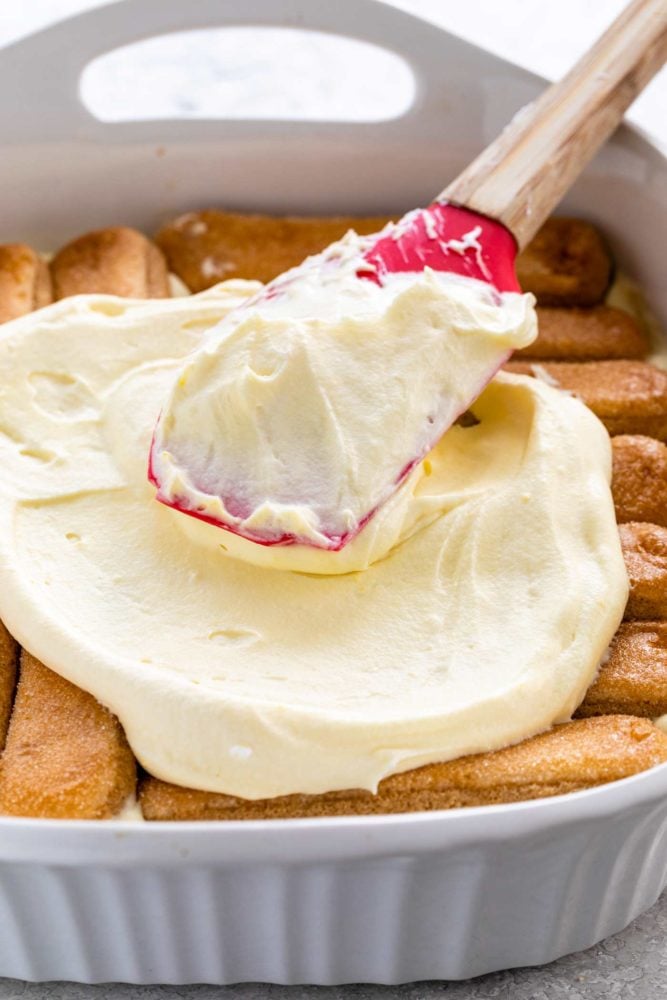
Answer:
[[620, 523, 667, 620], [612, 436, 667, 526], [0, 652, 136, 820], [51, 226, 170, 300], [515, 217, 612, 306], [155, 209, 395, 290], [0, 244, 52, 323], [516, 305, 648, 362], [577, 622, 667, 719], [506, 360, 667, 440]]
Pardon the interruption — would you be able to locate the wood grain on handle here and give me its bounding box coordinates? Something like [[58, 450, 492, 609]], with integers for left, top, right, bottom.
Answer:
[[442, 0, 667, 249]]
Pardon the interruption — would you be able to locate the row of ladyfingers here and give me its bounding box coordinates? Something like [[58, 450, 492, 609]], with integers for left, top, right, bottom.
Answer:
[[0, 214, 651, 358], [0, 212, 667, 820], [0, 229, 171, 322]]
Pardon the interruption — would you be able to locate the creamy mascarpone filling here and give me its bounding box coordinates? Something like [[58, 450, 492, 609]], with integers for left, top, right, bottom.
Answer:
[[0, 288, 628, 798]]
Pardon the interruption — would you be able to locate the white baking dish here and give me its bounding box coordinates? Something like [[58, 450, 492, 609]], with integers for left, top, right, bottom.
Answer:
[[0, 0, 666, 985]]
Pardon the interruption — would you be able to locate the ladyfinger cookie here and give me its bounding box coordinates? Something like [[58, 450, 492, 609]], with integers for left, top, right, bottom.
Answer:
[[620, 522, 667, 620], [155, 209, 393, 290], [0, 652, 136, 819], [0, 244, 52, 323], [612, 436, 667, 526], [577, 622, 667, 719], [515, 218, 612, 306], [139, 716, 667, 820], [51, 226, 170, 300], [516, 306, 648, 362], [505, 361, 667, 440], [0, 621, 18, 753]]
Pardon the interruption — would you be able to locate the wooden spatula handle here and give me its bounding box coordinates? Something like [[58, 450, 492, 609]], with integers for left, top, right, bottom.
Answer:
[[441, 0, 667, 249]]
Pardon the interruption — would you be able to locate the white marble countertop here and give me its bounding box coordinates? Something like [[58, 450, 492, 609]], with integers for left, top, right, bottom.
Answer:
[[0, 1, 665, 996]]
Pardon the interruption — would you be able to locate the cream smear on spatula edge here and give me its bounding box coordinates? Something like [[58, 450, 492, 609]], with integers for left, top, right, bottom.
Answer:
[[150, 0, 667, 567]]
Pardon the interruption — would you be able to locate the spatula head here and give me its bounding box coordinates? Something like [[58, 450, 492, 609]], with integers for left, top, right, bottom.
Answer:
[[361, 202, 520, 292]]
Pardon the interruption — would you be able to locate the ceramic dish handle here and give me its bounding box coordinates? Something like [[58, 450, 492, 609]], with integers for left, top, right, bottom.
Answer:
[[0, 0, 488, 142]]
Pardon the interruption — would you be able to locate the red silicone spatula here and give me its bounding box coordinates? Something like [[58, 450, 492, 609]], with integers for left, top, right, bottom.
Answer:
[[362, 0, 666, 292], [151, 0, 666, 552]]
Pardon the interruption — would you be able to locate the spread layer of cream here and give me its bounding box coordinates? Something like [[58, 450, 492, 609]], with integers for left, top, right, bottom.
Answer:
[[151, 233, 537, 556], [0, 289, 628, 799]]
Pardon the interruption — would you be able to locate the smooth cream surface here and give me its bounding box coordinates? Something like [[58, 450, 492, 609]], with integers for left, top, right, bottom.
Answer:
[[0, 288, 628, 798], [151, 233, 537, 558]]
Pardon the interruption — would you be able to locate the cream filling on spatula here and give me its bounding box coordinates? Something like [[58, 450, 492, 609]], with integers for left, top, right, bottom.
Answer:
[[150, 232, 537, 567]]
